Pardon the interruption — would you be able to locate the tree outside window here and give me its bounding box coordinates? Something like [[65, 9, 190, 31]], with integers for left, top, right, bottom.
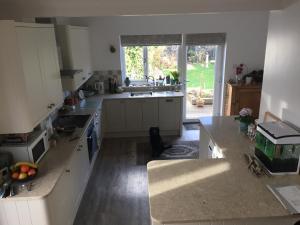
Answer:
[[124, 45, 178, 81]]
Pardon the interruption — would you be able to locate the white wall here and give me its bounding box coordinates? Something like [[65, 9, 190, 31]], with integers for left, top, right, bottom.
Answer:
[[259, 0, 300, 127], [65, 12, 269, 82]]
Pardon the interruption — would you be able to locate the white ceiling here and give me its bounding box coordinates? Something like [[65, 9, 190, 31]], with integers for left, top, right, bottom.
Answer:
[[0, 0, 297, 19]]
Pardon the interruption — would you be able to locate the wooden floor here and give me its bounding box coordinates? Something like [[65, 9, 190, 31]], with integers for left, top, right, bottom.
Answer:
[[74, 128, 199, 225], [73, 138, 151, 225]]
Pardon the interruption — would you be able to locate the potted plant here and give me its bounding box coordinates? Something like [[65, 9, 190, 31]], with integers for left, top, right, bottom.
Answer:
[[235, 108, 254, 133], [170, 71, 180, 84]]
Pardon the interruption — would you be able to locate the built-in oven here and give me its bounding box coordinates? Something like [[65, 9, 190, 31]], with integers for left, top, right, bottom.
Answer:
[[93, 107, 102, 146], [87, 119, 98, 163]]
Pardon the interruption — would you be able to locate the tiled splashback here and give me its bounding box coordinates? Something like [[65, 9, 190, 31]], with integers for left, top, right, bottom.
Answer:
[[86, 70, 122, 92], [122, 85, 178, 92], [86, 70, 181, 93]]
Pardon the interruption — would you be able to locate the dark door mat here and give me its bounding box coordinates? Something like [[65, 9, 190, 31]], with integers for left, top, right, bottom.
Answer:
[[136, 140, 199, 165], [184, 123, 200, 130]]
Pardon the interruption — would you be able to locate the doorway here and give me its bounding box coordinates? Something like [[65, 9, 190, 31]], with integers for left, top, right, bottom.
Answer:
[[183, 45, 224, 121]]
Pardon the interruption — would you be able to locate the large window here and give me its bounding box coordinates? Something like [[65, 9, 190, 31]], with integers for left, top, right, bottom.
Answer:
[[123, 45, 179, 81]]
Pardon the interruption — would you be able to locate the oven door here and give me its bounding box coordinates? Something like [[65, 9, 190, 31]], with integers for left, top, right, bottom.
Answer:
[[87, 122, 98, 162]]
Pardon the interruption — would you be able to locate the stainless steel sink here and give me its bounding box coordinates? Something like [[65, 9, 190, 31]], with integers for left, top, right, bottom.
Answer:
[[54, 114, 91, 128], [130, 91, 153, 97]]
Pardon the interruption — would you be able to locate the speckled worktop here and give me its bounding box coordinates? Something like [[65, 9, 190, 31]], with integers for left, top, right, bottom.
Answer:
[[102, 91, 184, 100], [147, 116, 300, 224], [1, 91, 183, 201], [0, 96, 103, 201]]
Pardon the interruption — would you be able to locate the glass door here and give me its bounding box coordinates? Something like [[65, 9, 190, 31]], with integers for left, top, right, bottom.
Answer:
[[184, 45, 217, 120]]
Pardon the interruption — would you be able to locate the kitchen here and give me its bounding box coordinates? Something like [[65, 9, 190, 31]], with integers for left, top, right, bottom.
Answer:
[[1, 0, 300, 225]]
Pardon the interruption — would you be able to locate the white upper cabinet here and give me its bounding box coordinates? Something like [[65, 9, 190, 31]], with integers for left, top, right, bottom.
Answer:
[[56, 25, 93, 91], [37, 27, 63, 109], [16, 26, 49, 126], [0, 21, 63, 134]]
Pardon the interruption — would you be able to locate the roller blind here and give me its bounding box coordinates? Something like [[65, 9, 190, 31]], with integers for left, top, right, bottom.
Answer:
[[185, 33, 226, 46], [120, 34, 182, 46]]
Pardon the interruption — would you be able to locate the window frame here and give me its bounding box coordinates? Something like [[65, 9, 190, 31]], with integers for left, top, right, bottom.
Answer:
[[121, 45, 180, 83]]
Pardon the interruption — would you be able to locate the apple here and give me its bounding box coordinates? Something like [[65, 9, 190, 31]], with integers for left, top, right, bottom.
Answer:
[[27, 168, 36, 176], [20, 165, 30, 173], [11, 172, 19, 180], [18, 172, 28, 180]]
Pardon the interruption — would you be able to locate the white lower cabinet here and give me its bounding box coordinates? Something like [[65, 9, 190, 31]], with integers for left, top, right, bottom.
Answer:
[[125, 99, 143, 131], [141, 99, 159, 130], [46, 136, 90, 225], [104, 97, 181, 136], [72, 137, 90, 209], [158, 98, 181, 131], [47, 167, 73, 225], [104, 100, 126, 133]]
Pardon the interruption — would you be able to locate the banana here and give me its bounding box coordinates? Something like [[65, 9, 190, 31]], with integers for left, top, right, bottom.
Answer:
[[15, 162, 38, 169]]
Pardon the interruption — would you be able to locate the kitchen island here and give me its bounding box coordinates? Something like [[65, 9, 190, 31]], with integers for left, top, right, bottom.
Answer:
[[147, 116, 300, 225]]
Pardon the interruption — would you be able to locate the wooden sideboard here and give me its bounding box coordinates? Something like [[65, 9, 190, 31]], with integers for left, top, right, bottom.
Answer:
[[224, 83, 262, 118]]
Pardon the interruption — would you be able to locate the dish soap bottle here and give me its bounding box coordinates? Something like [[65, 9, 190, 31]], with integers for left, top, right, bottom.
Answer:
[[124, 77, 131, 87]]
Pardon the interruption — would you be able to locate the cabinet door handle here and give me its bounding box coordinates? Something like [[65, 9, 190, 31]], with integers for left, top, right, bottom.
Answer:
[[65, 169, 71, 173], [50, 103, 55, 107], [82, 77, 86, 80], [166, 99, 174, 102], [77, 148, 82, 151]]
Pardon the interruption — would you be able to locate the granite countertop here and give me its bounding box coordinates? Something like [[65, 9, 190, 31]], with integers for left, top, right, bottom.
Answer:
[[102, 91, 184, 100], [0, 96, 103, 201], [147, 116, 300, 224], [199, 116, 254, 159], [0, 90, 182, 201]]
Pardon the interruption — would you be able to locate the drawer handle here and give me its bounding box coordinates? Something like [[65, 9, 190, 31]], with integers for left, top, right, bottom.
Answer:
[[77, 148, 82, 151], [166, 99, 174, 102], [65, 169, 70, 173], [82, 77, 86, 80], [47, 105, 52, 109]]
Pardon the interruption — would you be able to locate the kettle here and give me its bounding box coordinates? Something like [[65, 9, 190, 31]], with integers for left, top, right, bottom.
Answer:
[[94, 81, 104, 95]]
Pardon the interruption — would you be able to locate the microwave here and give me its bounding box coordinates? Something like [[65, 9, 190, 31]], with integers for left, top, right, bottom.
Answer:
[[0, 130, 49, 164]]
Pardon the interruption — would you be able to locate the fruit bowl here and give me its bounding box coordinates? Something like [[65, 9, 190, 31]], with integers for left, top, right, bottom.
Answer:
[[10, 162, 38, 183]]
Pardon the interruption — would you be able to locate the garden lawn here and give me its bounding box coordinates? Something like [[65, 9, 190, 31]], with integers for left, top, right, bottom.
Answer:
[[187, 63, 215, 89]]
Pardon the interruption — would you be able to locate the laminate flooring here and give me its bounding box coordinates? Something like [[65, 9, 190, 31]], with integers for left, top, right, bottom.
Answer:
[[74, 128, 199, 225]]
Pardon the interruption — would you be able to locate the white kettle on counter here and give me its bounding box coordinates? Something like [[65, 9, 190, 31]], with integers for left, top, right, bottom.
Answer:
[[94, 81, 105, 95]]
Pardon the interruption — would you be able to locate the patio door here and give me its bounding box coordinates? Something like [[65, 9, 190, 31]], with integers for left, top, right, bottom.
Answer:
[[182, 35, 225, 122]]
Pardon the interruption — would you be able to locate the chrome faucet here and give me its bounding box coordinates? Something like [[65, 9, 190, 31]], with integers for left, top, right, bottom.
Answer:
[[145, 76, 155, 85]]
